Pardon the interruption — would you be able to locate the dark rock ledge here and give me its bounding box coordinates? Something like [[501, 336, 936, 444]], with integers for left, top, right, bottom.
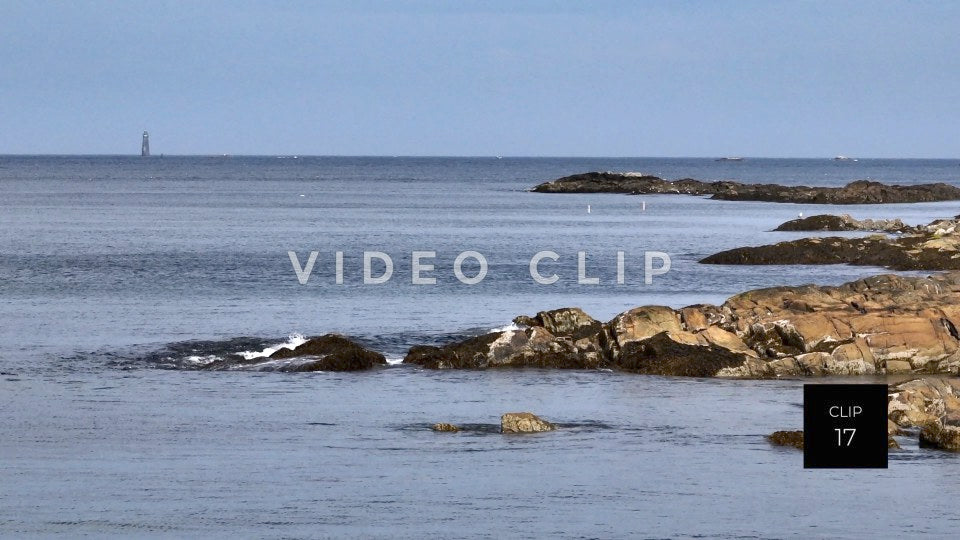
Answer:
[[531, 171, 960, 204], [202, 334, 386, 372], [702, 216, 960, 271], [773, 214, 914, 233]]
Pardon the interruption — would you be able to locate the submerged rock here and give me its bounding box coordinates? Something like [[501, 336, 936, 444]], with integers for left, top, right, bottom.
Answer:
[[532, 172, 960, 204], [767, 430, 900, 450], [920, 423, 960, 451], [767, 430, 804, 449], [266, 334, 386, 371], [501, 412, 555, 433], [432, 423, 460, 432]]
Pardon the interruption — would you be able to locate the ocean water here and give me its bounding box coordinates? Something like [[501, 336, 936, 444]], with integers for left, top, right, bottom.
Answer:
[[2, 156, 960, 537]]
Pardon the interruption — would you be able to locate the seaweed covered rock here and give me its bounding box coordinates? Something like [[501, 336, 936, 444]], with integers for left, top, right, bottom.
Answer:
[[768, 430, 804, 449], [920, 423, 960, 451], [616, 331, 761, 377], [267, 334, 386, 371]]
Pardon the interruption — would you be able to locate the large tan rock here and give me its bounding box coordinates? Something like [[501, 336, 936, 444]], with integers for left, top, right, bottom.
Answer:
[[787, 314, 854, 351], [766, 357, 803, 377], [500, 412, 555, 433], [830, 339, 876, 367], [889, 378, 960, 432], [853, 314, 957, 367], [680, 306, 708, 331], [885, 359, 913, 373], [604, 306, 682, 360], [700, 326, 755, 356]]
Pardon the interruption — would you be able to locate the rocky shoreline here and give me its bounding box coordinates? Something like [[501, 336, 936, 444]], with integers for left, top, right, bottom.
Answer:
[[235, 205, 960, 450], [765, 377, 960, 452], [269, 272, 960, 379], [402, 272, 960, 377], [702, 216, 960, 271], [531, 171, 960, 204]]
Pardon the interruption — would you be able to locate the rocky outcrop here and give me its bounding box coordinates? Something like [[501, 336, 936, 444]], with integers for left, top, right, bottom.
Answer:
[[532, 172, 721, 195], [265, 334, 386, 371], [702, 216, 960, 271], [768, 430, 804, 449], [501, 412, 555, 433], [889, 378, 960, 430], [404, 273, 960, 378], [889, 378, 960, 451], [532, 172, 960, 204], [404, 322, 605, 370], [773, 214, 913, 233], [513, 307, 602, 341], [432, 423, 460, 432]]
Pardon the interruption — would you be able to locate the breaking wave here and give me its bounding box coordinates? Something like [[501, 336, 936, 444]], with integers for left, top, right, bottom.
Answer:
[[99, 327, 504, 372]]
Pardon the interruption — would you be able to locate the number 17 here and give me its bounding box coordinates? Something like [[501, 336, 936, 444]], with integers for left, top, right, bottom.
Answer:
[[835, 428, 855, 446]]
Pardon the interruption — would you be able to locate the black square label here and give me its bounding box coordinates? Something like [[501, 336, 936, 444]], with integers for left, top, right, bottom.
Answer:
[[803, 384, 888, 469]]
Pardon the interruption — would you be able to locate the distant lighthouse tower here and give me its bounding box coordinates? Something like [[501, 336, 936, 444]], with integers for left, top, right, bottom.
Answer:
[[141, 131, 150, 157]]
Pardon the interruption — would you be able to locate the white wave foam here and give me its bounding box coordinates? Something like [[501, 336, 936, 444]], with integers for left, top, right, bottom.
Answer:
[[385, 356, 404, 365], [238, 333, 308, 360], [490, 323, 521, 332], [184, 355, 221, 366]]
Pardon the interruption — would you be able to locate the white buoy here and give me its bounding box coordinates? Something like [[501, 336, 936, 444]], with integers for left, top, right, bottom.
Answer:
[[587, 204, 591, 214], [798, 212, 803, 218]]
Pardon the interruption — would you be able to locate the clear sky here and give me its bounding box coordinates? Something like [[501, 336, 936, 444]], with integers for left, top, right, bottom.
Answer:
[[1, 0, 957, 157]]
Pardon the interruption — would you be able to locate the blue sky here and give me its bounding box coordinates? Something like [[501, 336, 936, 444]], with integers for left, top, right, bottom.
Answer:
[[1, 1, 958, 157]]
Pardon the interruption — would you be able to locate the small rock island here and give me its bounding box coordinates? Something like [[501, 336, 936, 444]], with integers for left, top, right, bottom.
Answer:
[[702, 216, 960, 271], [531, 171, 960, 204]]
